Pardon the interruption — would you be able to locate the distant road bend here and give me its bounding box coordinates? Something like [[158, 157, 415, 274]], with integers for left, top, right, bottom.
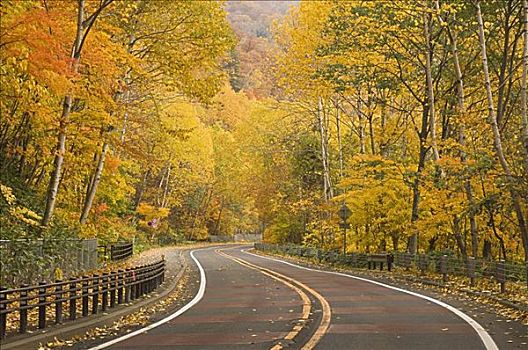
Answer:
[[89, 245, 498, 350]]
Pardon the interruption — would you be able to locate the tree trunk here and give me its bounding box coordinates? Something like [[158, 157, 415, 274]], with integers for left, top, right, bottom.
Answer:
[[380, 102, 388, 157], [155, 165, 167, 207], [317, 96, 333, 201], [335, 98, 344, 178], [133, 169, 150, 210], [161, 162, 171, 208], [368, 114, 375, 155], [80, 142, 109, 224], [42, 0, 83, 226], [521, 0, 528, 171], [25, 153, 40, 185], [428, 235, 438, 252], [453, 215, 468, 262], [496, 0, 513, 126], [189, 188, 211, 240], [84, 151, 99, 205], [357, 89, 366, 154], [409, 103, 430, 254], [488, 209, 507, 260], [34, 165, 46, 187], [476, 1, 528, 261], [391, 233, 399, 250], [42, 103, 71, 226], [482, 239, 492, 260], [436, 0, 479, 257], [424, 5, 441, 165], [213, 200, 224, 236]]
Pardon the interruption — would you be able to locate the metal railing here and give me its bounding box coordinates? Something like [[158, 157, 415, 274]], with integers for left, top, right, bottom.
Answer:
[[110, 242, 134, 261], [0, 259, 165, 339], [254, 243, 528, 291], [97, 241, 134, 262], [392, 252, 527, 291]]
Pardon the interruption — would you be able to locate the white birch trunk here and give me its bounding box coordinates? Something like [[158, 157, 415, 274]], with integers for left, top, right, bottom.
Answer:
[[424, 5, 440, 164], [476, 1, 528, 261], [42, 0, 85, 226], [335, 98, 344, 178], [436, 0, 479, 257], [318, 97, 333, 201], [80, 142, 109, 224]]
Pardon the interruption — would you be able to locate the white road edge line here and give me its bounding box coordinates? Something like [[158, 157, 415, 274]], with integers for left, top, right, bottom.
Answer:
[[87, 248, 208, 350], [243, 248, 499, 350]]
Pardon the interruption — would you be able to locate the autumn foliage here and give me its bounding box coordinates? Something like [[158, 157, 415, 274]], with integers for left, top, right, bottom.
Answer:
[[1, 0, 527, 264]]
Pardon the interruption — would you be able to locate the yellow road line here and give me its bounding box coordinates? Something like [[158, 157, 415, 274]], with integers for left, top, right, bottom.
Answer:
[[216, 249, 331, 350], [216, 249, 310, 349]]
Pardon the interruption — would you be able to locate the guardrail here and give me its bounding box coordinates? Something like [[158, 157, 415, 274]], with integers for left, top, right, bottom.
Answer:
[[97, 241, 134, 262], [254, 243, 528, 292], [392, 252, 526, 291], [0, 259, 165, 339], [110, 242, 134, 261]]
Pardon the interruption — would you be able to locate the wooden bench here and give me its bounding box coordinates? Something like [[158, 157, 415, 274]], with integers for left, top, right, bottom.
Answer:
[[367, 254, 394, 271]]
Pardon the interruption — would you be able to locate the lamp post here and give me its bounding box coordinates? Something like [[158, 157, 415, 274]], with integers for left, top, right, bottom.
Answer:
[[338, 203, 351, 256]]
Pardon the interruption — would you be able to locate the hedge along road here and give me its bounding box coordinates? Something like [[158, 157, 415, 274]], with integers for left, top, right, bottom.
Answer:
[[88, 245, 498, 350]]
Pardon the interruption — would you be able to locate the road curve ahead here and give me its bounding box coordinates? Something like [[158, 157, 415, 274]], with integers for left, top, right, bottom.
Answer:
[[93, 245, 497, 350], [229, 247, 497, 350]]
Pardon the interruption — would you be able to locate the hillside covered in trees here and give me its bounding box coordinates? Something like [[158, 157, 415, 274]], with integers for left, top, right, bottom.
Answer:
[[224, 0, 295, 97], [1, 0, 527, 263]]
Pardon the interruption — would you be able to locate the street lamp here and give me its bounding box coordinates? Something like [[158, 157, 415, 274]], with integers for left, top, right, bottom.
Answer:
[[338, 203, 351, 256]]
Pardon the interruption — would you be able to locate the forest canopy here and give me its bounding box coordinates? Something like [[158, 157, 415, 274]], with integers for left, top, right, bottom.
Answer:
[[1, 0, 527, 263]]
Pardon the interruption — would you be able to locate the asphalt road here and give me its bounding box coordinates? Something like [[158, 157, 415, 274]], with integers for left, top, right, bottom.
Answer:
[[94, 245, 498, 350]]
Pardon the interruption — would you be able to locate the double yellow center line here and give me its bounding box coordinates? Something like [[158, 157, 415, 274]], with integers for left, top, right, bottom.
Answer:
[[215, 249, 331, 350]]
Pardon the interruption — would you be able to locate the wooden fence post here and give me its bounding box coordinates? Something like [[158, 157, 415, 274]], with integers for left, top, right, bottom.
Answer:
[[55, 280, 63, 324], [19, 285, 28, 333], [82, 276, 89, 317], [161, 260, 165, 284], [387, 254, 394, 272], [147, 267, 153, 293], [110, 273, 116, 308], [92, 274, 99, 314], [69, 278, 77, 321], [102, 273, 108, 312], [38, 282, 47, 329], [136, 268, 143, 298], [125, 269, 131, 303], [0, 287, 7, 339], [117, 270, 124, 304], [130, 270, 136, 301], [135, 269, 141, 299]]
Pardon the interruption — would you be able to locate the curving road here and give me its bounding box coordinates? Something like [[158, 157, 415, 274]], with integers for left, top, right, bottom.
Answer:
[[90, 245, 498, 350]]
